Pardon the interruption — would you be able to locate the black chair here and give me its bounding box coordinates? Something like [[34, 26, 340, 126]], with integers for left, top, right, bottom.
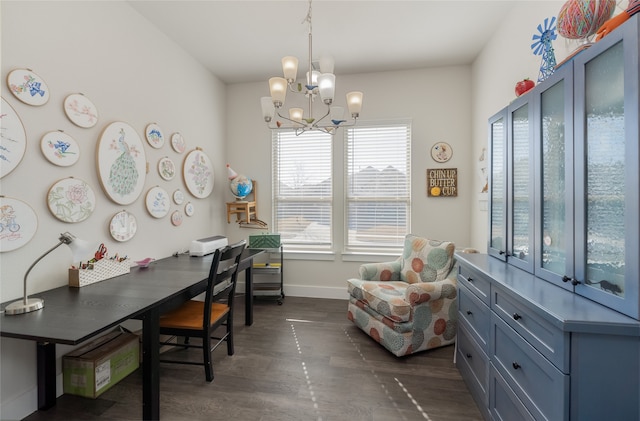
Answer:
[[159, 240, 246, 382]]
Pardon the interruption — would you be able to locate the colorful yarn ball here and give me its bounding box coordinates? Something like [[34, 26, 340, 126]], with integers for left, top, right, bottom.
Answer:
[[557, 0, 617, 39]]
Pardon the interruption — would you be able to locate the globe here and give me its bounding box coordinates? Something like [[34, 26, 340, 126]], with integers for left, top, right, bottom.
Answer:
[[229, 174, 253, 200]]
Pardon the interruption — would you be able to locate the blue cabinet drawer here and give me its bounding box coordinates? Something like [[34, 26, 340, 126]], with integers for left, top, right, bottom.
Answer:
[[457, 322, 489, 411], [458, 264, 491, 305], [491, 314, 569, 421], [459, 283, 490, 352], [489, 363, 535, 421], [492, 285, 569, 372]]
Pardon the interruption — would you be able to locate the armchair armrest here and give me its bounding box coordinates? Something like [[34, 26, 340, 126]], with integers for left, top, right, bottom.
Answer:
[[405, 261, 458, 305], [359, 257, 402, 281]]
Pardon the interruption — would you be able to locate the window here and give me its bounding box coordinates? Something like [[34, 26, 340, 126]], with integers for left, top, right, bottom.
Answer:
[[272, 121, 411, 254], [272, 130, 333, 250], [345, 122, 411, 252]]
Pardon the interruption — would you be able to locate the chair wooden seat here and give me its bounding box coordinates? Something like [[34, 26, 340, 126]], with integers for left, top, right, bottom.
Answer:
[[159, 240, 246, 382]]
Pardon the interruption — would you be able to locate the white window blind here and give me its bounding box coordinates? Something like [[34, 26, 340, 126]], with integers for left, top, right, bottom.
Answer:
[[345, 122, 411, 251], [272, 130, 332, 249]]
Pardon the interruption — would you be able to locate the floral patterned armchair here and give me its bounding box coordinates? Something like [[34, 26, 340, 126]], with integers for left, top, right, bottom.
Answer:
[[347, 234, 458, 357]]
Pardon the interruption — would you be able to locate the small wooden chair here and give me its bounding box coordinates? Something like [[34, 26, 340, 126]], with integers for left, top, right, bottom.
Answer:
[[158, 240, 246, 382]]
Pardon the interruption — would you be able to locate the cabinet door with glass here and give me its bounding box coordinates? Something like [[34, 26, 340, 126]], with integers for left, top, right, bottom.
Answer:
[[533, 63, 575, 290], [488, 108, 507, 261], [507, 95, 535, 273], [573, 16, 640, 319]]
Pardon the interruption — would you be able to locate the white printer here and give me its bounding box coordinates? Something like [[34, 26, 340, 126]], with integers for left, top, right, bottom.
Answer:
[[189, 235, 228, 257]]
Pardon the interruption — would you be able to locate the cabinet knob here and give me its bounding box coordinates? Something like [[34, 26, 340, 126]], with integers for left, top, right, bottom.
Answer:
[[466, 310, 473, 315], [562, 275, 571, 283], [467, 277, 473, 282], [499, 250, 506, 255], [512, 362, 521, 370], [512, 313, 522, 321], [562, 276, 581, 286], [466, 353, 472, 359]]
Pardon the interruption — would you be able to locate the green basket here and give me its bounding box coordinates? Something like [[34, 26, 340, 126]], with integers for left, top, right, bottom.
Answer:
[[249, 234, 281, 249]]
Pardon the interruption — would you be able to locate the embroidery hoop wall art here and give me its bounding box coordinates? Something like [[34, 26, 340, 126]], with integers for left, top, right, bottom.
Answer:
[[41, 130, 80, 167], [109, 210, 137, 242], [158, 157, 176, 181], [145, 123, 165, 149], [145, 186, 170, 218], [0, 196, 38, 252], [1, 97, 27, 178], [64, 93, 98, 128], [183, 148, 214, 199], [47, 177, 96, 223], [7, 68, 50, 106], [97, 121, 147, 205], [171, 132, 186, 153], [430, 142, 453, 163]]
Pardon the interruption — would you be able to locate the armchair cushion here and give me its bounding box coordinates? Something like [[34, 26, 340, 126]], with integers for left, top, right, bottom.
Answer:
[[400, 234, 455, 284]]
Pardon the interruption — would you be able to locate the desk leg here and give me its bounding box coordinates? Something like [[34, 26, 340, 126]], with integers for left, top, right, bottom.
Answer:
[[142, 308, 160, 421], [245, 265, 254, 326], [37, 342, 56, 410]]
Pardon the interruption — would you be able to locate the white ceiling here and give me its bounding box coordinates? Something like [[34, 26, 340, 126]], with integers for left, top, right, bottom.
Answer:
[[128, 0, 516, 84]]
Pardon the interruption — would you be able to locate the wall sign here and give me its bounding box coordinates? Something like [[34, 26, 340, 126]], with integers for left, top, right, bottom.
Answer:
[[427, 168, 458, 197]]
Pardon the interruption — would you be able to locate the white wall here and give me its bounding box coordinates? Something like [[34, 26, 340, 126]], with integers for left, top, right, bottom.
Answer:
[[0, 1, 228, 418], [226, 66, 474, 298]]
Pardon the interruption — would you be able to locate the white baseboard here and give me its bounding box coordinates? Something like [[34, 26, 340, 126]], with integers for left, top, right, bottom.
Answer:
[[237, 282, 349, 300]]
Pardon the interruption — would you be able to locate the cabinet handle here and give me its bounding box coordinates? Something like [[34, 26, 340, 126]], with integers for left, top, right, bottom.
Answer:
[[562, 276, 581, 286], [512, 362, 521, 370], [512, 313, 522, 321], [466, 353, 472, 359], [466, 310, 473, 315], [467, 277, 473, 282]]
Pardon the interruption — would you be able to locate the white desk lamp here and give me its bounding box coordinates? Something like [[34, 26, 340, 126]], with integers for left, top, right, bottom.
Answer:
[[5, 232, 91, 316]]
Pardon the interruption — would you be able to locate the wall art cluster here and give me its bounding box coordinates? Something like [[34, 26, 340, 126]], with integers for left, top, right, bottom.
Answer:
[[1, 67, 216, 251]]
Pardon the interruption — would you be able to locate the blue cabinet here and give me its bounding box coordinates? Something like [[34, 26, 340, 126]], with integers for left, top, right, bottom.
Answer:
[[462, 14, 640, 420]]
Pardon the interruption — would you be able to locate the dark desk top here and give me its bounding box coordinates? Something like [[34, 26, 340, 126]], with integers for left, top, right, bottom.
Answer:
[[0, 249, 261, 345]]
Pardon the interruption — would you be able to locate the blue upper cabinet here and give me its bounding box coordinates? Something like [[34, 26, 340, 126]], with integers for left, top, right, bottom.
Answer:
[[488, 14, 640, 319], [533, 62, 575, 291], [488, 108, 507, 261], [573, 15, 640, 319]]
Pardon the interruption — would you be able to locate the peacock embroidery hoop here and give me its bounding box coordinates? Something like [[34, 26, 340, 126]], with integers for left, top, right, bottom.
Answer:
[[97, 121, 147, 205]]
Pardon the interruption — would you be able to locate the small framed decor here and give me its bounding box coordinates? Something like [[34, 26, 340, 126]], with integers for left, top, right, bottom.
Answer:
[[145, 186, 170, 218], [184, 201, 194, 217], [430, 142, 453, 163], [183, 148, 214, 198], [170, 132, 186, 153], [1, 97, 27, 178], [145, 123, 165, 149], [158, 157, 176, 181], [47, 177, 96, 223], [97, 121, 147, 205], [173, 189, 185, 205], [63, 93, 98, 128], [7, 68, 50, 106], [427, 168, 458, 197], [171, 210, 183, 226], [41, 130, 80, 166], [0, 196, 38, 252], [109, 210, 137, 242]]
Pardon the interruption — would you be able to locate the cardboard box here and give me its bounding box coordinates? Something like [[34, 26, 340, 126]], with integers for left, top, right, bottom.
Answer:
[[63, 329, 139, 398]]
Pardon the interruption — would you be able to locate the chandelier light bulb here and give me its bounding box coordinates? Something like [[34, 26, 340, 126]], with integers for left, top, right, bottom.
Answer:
[[269, 77, 287, 107], [346, 91, 363, 117], [261, 97, 275, 122], [289, 108, 304, 122], [282, 56, 299, 82], [318, 73, 335, 104]]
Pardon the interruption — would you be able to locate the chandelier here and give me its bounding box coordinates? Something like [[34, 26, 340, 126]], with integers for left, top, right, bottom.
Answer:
[[260, 0, 363, 135]]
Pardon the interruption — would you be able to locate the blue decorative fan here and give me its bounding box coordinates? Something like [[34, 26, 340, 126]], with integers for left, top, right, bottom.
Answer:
[[531, 17, 557, 82]]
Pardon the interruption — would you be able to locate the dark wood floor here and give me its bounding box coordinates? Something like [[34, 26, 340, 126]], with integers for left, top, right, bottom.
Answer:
[[23, 296, 482, 421]]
